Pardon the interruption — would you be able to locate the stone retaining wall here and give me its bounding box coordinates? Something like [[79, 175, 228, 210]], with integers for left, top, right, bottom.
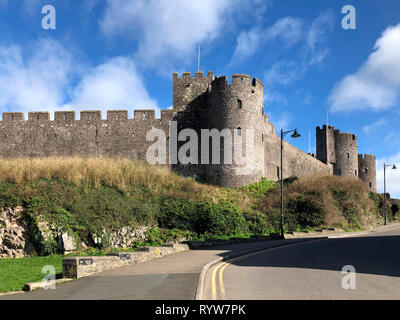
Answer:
[[62, 243, 189, 278]]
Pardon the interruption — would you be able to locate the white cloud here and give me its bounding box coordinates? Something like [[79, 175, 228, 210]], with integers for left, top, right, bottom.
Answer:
[[100, 0, 241, 72], [264, 60, 301, 86], [231, 17, 303, 64], [329, 24, 400, 112], [362, 118, 387, 133], [377, 152, 400, 198], [0, 39, 159, 119], [0, 39, 74, 113], [70, 57, 158, 117]]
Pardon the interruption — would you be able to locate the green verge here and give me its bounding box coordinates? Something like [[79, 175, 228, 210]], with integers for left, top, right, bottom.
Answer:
[[0, 255, 63, 293]]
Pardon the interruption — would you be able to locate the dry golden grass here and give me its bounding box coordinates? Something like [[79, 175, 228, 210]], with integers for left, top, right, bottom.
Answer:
[[259, 174, 378, 228], [0, 157, 223, 201]]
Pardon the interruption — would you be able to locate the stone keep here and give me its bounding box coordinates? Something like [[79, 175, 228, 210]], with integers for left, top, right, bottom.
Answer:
[[0, 72, 375, 189]]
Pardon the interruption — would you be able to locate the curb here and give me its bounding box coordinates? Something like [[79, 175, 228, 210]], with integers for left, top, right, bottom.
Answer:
[[23, 278, 74, 292], [194, 238, 323, 300], [0, 291, 25, 297]]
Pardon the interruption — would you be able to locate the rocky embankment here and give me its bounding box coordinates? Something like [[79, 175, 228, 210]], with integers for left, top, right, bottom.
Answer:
[[0, 206, 151, 259]]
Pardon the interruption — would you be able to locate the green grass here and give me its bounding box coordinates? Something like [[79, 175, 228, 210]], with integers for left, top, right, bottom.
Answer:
[[0, 255, 63, 293]]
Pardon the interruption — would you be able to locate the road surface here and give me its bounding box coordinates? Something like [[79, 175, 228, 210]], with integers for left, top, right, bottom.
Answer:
[[204, 224, 400, 299]]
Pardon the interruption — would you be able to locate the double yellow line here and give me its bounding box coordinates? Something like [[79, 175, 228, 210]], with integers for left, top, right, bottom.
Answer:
[[211, 248, 273, 300], [210, 240, 324, 300]]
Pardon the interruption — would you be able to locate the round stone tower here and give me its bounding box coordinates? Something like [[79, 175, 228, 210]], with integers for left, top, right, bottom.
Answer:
[[358, 154, 377, 191], [205, 74, 265, 187], [334, 130, 358, 177]]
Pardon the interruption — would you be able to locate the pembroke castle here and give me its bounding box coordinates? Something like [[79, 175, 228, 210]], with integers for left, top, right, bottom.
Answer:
[[0, 71, 376, 190]]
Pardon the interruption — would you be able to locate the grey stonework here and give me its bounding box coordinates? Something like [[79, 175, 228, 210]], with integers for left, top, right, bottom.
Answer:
[[0, 72, 375, 189], [316, 125, 376, 191]]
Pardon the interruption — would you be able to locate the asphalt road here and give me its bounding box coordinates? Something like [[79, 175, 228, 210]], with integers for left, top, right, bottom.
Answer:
[[204, 225, 400, 299], [0, 238, 313, 300]]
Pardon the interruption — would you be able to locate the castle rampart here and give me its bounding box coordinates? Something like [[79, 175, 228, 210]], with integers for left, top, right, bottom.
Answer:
[[0, 71, 375, 189]]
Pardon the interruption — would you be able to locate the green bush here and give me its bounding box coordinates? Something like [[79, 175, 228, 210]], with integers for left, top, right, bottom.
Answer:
[[242, 178, 276, 194], [286, 196, 325, 230]]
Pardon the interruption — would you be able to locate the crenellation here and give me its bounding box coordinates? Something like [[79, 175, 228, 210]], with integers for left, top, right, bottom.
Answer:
[[2, 112, 24, 122], [134, 110, 155, 120], [80, 111, 102, 121], [232, 74, 251, 87], [55, 111, 75, 122], [161, 109, 174, 121], [28, 112, 50, 121], [252, 77, 263, 88], [0, 71, 376, 190], [107, 110, 129, 121]]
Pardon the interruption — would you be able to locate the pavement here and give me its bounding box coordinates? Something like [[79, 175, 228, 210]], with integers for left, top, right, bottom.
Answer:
[[1, 223, 399, 300], [203, 223, 400, 300]]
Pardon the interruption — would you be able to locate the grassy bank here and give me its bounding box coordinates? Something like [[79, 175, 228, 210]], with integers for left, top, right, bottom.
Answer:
[[0, 157, 396, 255], [0, 157, 398, 292], [0, 256, 63, 293]]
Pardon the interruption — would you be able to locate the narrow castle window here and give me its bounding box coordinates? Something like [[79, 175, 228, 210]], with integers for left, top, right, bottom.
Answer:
[[11, 115, 14, 121], [364, 168, 368, 174], [143, 114, 146, 120], [237, 99, 242, 109], [241, 78, 244, 84], [262, 133, 264, 142], [355, 170, 357, 176], [346, 153, 350, 159], [63, 114, 66, 121], [337, 168, 342, 176], [277, 166, 280, 179], [237, 127, 242, 136], [89, 114, 92, 121], [116, 114, 119, 120], [369, 182, 372, 188], [37, 114, 40, 121]]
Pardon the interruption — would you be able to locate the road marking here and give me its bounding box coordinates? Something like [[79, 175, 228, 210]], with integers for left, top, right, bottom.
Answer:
[[211, 261, 225, 300], [211, 240, 327, 300]]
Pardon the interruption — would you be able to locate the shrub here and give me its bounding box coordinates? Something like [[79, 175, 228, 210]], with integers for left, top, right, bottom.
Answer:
[[241, 178, 276, 194], [287, 196, 325, 230]]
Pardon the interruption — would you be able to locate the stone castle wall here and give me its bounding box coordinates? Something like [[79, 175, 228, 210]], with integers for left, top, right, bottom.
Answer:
[[0, 71, 372, 188]]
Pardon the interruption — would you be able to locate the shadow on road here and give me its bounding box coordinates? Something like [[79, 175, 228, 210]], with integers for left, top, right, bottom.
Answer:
[[215, 235, 400, 278]]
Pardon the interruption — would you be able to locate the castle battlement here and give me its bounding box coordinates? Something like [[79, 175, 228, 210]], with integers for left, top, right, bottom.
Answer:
[[0, 71, 376, 190], [1, 109, 175, 123], [173, 71, 214, 82], [210, 74, 264, 92], [358, 154, 376, 160]]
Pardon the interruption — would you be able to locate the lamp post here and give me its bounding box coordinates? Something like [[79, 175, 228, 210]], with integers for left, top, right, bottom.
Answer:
[[383, 163, 397, 225], [280, 128, 301, 239]]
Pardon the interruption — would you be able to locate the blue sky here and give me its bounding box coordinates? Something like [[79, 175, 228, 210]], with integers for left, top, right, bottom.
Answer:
[[0, 0, 400, 196]]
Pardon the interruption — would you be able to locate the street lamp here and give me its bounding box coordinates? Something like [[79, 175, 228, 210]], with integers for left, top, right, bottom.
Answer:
[[383, 163, 397, 225], [280, 128, 301, 238]]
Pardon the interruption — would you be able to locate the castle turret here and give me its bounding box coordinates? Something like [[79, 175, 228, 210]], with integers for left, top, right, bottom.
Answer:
[[316, 125, 336, 165], [358, 154, 376, 191], [334, 130, 358, 177], [205, 74, 265, 187]]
